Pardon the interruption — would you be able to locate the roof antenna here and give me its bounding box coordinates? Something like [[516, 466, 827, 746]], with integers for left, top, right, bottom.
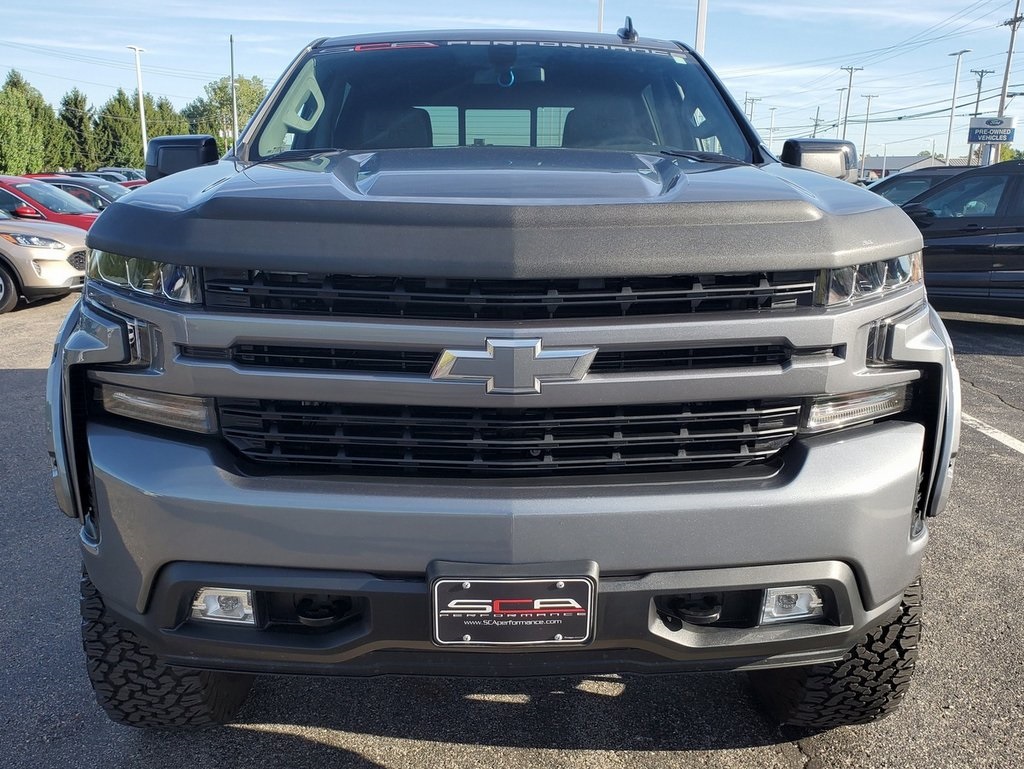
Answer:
[[617, 16, 639, 43]]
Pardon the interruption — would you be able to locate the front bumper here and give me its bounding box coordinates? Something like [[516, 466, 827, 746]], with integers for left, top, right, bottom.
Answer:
[[101, 559, 904, 676]]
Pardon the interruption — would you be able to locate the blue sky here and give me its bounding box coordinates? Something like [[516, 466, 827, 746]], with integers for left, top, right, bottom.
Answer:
[[5, 1, 1021, 160]]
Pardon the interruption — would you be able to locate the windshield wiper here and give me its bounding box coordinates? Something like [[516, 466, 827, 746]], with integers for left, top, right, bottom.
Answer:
[[657, 148, 750, 165], [245, 148, 346, 167]]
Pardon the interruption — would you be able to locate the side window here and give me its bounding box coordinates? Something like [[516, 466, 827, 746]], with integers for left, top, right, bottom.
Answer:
[[880, 179, 930, 205], [0, 189, 25, 214], [59, 185, 104, 209], [920, 175, 1008, 218]]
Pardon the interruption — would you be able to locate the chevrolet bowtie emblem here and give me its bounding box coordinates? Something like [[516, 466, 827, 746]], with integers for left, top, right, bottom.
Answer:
[[431, 338, 598, 394]]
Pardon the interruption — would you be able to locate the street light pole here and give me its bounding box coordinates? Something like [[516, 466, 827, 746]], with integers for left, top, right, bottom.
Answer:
[[695, 0, 708, 55], [598, 0, 604, 32], [860, 94, 878, 179], [945, 49, 971, 166], [840, 66, 863, 139], [768, 106, 777, 153], [126, 45, 148, 161]]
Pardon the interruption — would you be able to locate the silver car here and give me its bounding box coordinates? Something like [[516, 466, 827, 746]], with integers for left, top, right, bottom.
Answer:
[[0, 209, 86, 313]]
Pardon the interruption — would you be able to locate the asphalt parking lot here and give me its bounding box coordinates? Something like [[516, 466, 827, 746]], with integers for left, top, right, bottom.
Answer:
[[1, 294, 1021, 768]]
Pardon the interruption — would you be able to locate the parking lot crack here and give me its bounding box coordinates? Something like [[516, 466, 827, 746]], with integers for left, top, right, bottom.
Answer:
[[962, 377, 1024, 414]]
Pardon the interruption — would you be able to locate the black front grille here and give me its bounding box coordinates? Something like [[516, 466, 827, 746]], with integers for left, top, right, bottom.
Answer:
[[183, 343, 795, 374], [203, 269, 818, 321], [217, 399, 802, 477]]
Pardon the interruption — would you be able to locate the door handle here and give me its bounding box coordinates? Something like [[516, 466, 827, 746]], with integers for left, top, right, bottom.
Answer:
[[958, 224, 983, 232]]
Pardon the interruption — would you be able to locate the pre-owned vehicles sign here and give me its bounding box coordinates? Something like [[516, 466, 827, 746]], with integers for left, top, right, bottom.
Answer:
[[968, 117, 1016, 143]]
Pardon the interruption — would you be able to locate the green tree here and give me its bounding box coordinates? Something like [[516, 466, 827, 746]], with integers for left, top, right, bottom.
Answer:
[[0, 71, 46, 171], [149, 96, 188, 137], [95, 88, 143, 166], [182, 75, 266, 149], [59, 88, 98, 170], [4, 70, 74, 170], [0, 86, 38, 174]]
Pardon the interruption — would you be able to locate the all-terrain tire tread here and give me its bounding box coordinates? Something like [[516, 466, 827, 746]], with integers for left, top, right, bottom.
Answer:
[[752, 578, 922, 729], [80, 572, 252, 728]]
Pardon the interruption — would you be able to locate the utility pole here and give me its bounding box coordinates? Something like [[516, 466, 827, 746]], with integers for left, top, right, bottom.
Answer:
[[945, 50, 971, 166], [860, 94, 878, 179], [230, 35, 239, 153], [767, 106, 777, 153], [748, 97, 762, 123], [970, 68, 995, 165], [126, 45, 148, 161], [811, 106, 822, 137], [840, 66, 863, 139], [695, 0, 708, 55], [988, 0, 1023, 165], [836, 88, 847, 137]]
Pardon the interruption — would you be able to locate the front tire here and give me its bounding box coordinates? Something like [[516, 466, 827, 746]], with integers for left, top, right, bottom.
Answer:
[[80, 571, 253, 728], [0, 264, 18, 314], [750, 578, 922, 729]]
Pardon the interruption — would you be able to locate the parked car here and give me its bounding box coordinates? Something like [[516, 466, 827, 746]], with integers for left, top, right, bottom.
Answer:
[[30, 175, 131, 211], [902, 160, 1024, 315], [0, 176, 100, 230], [867, 166, 969, 205], [63, 171, 129, 184], [97, 167, 145, 181], [0, 208, 86, 313]]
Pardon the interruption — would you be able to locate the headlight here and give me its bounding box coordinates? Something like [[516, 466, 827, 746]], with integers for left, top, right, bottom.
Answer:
[[0, 232, 66, 249], [818, 253, 922, 306], [87, 250, 200, 304]]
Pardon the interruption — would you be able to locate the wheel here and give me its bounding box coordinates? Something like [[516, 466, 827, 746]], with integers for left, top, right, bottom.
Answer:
[[0, 264, 18, 314], [750, 578, 922, 729], [80, 570, 253, 728]]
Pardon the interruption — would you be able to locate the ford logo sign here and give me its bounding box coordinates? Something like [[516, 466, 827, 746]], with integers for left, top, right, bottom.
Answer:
[[986, 119, 1005, 126]]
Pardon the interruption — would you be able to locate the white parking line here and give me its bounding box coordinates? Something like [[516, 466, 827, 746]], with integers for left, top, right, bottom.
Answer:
[[962, 412, 1024, 456]]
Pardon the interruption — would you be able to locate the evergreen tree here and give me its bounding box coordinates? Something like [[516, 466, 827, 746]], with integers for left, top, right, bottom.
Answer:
[[0, 86, 38, 174], [149, 95, 188, 137], [59, 88, 97, 170], [0, 71, 45, 171], [95, 88, 143, 166]]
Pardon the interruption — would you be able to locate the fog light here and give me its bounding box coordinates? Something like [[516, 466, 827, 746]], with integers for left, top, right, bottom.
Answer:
[[191, 588, 255, 625], [760, 585, 824, 625]]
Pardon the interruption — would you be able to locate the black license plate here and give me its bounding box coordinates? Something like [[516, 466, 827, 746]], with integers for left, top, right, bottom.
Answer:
[[432, 576, 595, 647]]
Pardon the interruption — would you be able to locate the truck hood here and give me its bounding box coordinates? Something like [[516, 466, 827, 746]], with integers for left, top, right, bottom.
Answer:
[[87, 148, 923, 278]]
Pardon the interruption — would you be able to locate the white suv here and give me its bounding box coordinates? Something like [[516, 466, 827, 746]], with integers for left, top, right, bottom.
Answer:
[[0, 209, 86, 313]]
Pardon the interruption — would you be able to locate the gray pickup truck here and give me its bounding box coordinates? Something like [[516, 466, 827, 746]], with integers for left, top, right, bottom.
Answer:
[[47, 24, 960, 730]]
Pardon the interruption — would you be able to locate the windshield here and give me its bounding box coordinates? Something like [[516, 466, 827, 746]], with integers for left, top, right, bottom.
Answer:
[[14, 180, 97, 214], [96, 183, 130, 200], [251, 40, 751, 161]]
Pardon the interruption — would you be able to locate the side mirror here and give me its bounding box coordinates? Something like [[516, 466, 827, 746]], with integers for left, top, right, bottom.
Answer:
[[12, 205, 43, 219], [781, 139, 859, 183], [145, 135, 220, 182]]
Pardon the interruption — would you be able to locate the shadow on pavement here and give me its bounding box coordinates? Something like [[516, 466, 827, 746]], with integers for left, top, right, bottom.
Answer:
[[225, 671, 791, 753]]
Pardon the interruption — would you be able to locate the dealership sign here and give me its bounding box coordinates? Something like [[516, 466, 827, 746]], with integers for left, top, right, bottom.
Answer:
[[968, 117, 1016, 143]]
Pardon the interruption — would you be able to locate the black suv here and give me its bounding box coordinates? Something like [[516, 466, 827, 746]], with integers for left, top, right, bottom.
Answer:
[[903, 160, 1024, 315], [867, 166, 968, 205]]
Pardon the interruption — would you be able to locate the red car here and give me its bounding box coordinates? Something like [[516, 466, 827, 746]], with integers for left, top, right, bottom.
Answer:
[[0, 176, 100, 230]]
